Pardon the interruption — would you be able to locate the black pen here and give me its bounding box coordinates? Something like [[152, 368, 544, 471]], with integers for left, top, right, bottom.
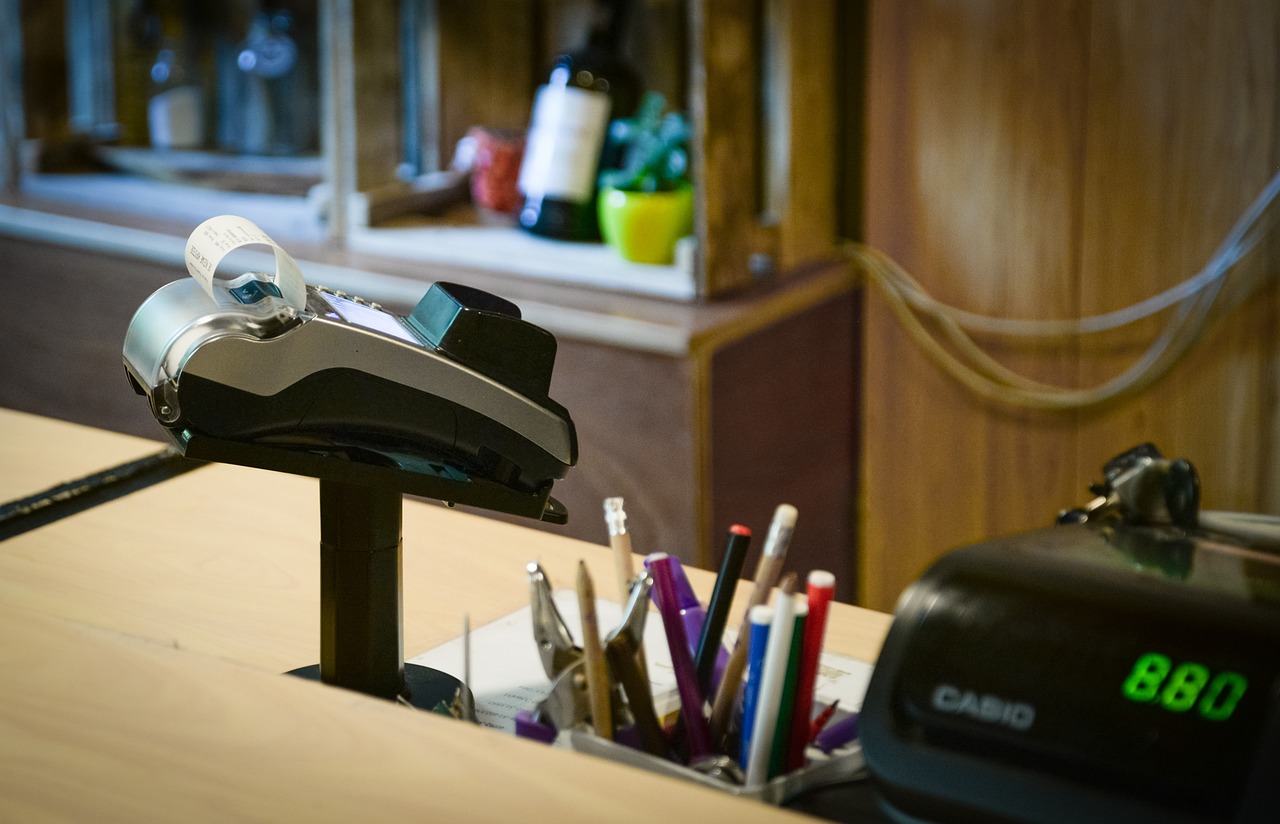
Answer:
[[709, 503, 797, 747], [693, 524, 751, 695]]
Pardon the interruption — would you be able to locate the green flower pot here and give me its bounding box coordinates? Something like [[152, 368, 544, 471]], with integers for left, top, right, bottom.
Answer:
[[598, 184, 694, 265]]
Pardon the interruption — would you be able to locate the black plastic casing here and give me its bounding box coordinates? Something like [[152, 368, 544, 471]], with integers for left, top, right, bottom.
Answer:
[[860, 523, 1280, 824]]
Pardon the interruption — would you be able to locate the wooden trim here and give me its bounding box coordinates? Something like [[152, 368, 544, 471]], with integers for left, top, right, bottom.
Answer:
[[689, 0, 775, 298], [687, 259, 856, 356], [690, 0, 839, 299], [689, 348, 715, 568], [778, 0, 837, 270]]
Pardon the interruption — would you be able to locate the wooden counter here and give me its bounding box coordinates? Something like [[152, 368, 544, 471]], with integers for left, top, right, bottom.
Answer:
[[0, 411, 891, 821], [0, 407, 164, 504]]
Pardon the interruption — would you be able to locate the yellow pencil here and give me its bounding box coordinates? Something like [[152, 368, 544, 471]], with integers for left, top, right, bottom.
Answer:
[[577, 560, 613, 740]]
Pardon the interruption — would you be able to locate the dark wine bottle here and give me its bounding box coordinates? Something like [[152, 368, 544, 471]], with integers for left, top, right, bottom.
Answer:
[[517, 0, 641, 241]]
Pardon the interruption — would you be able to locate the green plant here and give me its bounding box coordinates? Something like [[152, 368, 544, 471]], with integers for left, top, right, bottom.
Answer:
[[599, 92, 691, 193]]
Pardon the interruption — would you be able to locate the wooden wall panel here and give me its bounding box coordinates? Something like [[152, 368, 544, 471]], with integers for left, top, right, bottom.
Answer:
[[861, 0, 1090, 609], [1074, 0, 1280, 512], [860, 0, 1280, 611], [539, 340, 698, 558], [690, 0, 772, 296], [0, 233, 700, 560], [709, 294, 858, 602], [0, 236, 177, 441]]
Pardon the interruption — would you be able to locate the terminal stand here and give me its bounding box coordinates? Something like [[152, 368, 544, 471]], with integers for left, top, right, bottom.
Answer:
[[170, 428, 568, 713]]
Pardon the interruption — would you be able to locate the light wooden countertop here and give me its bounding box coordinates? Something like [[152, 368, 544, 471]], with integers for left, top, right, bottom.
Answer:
[[0, 407, 166, 503], [0, 411, 891, 821]]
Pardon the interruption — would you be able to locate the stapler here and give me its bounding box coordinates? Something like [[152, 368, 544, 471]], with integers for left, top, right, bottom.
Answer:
[[123, 271, 577, 522]]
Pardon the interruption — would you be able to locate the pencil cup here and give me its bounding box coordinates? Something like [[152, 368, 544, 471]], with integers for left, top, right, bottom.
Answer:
[[565, 727, 865, 806]]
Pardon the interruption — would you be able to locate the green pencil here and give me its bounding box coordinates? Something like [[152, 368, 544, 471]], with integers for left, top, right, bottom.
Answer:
[[768, 600, 808, 778]]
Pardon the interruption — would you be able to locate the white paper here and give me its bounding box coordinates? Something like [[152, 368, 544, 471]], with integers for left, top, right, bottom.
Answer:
[[184, 214, 307, 310], [409, 592, 875, 735]]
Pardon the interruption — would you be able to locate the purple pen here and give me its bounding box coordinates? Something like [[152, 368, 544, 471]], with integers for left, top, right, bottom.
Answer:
[[644, 553, 730, 687], [814, 711, 860, 754], [644, 553, 705, 646], [648, 553, 713, 762]]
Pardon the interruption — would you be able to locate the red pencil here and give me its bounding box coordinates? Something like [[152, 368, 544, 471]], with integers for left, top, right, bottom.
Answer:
[[785, 570, 835, 771]]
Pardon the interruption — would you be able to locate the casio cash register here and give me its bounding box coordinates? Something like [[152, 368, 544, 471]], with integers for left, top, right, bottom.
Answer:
[[123, 216, 577, 709], [837, 445, 1280, 824]]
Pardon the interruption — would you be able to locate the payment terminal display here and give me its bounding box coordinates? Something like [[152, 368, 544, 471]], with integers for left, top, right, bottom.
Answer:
[[319, 292, 423, 345]]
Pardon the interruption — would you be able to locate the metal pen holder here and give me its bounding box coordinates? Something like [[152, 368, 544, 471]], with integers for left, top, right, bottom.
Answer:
[[565, 728, 867, 806]]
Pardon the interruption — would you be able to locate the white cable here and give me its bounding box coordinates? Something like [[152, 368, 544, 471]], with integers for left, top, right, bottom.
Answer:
[[847, 168, 1279, 410], [869, 169, 1280, 338]]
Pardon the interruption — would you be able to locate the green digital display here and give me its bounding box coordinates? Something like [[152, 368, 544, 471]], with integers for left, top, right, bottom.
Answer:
[[1121, 652, 1249, 721]]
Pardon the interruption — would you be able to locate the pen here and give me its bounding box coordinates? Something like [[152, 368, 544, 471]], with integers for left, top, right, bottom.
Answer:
[[604, 498, 649, 683], [814, 711, 860, 754], [768, 598, 808, 778], [809, 699, 840, 743], [694, 524, 751, 696], [737, 604, 773, 768], [744, 574, 798, 787], [648, 552, 713, 762], [709, 503, 798, 746], [577, 561, 613, 740], [644, 553, 706, 659], [786, 569, 836, 770]]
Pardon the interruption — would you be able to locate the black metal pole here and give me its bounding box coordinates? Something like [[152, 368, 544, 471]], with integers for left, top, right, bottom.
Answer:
[[318, 478, 404, 700]]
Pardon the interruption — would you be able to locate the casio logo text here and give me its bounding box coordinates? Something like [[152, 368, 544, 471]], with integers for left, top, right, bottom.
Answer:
[[931, 684, 1036, 731]]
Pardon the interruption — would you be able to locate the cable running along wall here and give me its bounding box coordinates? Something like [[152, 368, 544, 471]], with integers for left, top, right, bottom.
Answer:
[[848, 170, 1280, 411]]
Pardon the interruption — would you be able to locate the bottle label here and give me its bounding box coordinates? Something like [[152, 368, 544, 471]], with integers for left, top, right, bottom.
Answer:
[[518, 84, 611, 202]]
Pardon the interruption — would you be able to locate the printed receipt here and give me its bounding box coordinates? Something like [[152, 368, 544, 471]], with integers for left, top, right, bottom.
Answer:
[[409, 591, 874, 737], [184, 215, 307, 310]]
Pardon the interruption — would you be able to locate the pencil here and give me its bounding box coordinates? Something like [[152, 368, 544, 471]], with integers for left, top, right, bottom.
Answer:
[[786, 569, 836, 770], [577, 560, 613, 740], [603, 497, 649, 682], [694, 524, 751, 695], [744, 573, 798, 787], [604, 496, 638, 598], [768, 599, 808, 778], [709, 504, 797, 746]]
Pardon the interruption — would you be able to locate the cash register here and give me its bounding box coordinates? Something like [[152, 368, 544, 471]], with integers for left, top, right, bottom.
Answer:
[[789, 444, 1280, 823]]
